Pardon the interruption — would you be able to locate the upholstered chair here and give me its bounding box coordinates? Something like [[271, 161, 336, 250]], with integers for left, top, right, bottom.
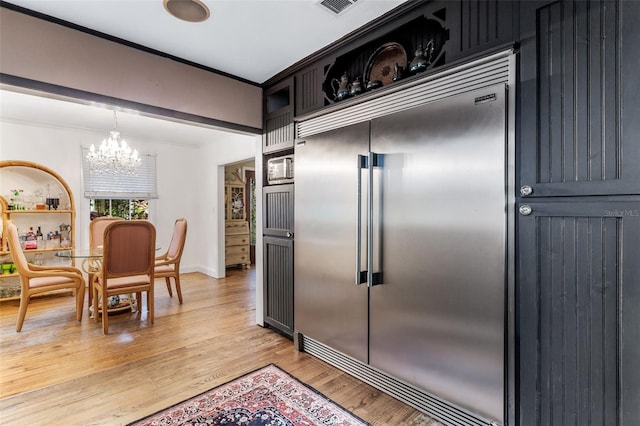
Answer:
[[6, 221, 85, 332], [92, 220, 155, 334], [154, 218, 187, 303], [87, 216, 123, 310]]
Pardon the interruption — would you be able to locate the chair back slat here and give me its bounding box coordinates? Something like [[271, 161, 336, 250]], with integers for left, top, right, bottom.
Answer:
[[167, 218, 187, 259], [90, 217, 123, 249], [6, 222, 30, 275], [103, 221, 155, 277]]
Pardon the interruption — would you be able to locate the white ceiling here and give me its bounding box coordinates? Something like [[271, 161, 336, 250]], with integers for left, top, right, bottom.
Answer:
[[0, 0, 406, 144], [0, 88, 235, 146], [4, 0, 407, 84]]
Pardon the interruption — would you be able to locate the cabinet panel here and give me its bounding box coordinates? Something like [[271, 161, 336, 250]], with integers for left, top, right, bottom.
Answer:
[[519, 0, 640, 196], [446, 0, 518, 62], [295, 64, 326, 116], [263, 184, 294, 238], [517, 201, 640, 425], [264, 78, 295, 153], [263, 236, 293, 337]]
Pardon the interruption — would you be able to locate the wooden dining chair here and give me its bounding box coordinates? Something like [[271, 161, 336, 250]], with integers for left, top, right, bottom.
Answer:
[[87, 216, 123, 310], [6, 221, 85, 332], [154, 218, 187, 304], [92, 220, 156, 334]]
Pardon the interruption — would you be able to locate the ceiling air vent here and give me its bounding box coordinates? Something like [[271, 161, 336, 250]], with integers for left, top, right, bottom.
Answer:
[[320, 0, 359, 15]]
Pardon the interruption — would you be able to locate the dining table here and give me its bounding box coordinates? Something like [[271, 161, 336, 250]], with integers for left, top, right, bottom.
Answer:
[[55, 247, 146, 315]]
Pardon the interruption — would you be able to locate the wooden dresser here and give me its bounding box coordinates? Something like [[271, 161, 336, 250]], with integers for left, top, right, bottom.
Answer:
[[225, 221, 250, 268]]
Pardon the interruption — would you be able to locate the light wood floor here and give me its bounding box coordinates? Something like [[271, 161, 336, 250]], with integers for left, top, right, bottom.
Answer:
[[0, 268, 443, 425]]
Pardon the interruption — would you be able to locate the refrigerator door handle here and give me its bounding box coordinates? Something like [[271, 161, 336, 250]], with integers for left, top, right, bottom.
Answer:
[[356, 154, 368, 285], [368, 152, 384, 287], [367, 152, 384, 287]]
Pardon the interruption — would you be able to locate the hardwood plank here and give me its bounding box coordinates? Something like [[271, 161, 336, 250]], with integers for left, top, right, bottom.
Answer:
[[0, 269, 442, 425]]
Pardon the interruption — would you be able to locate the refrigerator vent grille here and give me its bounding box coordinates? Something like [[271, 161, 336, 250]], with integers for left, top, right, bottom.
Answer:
[[297, 50, 512, 138], [301, 335, 496, 426]]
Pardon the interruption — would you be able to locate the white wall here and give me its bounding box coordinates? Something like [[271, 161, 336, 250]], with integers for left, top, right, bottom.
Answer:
[[0, 118, 259, 281]]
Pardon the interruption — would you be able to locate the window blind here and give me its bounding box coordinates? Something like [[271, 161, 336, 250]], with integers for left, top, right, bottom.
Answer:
[[81, 147, 158, 199]]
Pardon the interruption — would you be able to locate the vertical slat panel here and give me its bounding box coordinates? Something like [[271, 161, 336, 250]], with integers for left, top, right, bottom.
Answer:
[[575, 217, 591, 426], [456, 0, 508, 55], [468, 0, 478, 48], [588, 1, 604, 182], [265, 111, 293, 149], [562, 0, 576, 182], [302, 68, 318, 112], [590, 218, 605, 423], [602, 218, 619, 423], [602, 1, 620, 181], [536, 0, 622, 186], [537, 5, 552, 183], [522, 204, 628, 426], [263, 184, 293, 234], [264, 236, 293, 336], [574, 0, 590, 182]]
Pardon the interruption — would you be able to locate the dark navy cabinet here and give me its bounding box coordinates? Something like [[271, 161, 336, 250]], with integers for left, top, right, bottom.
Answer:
[[517, 201, 640, 425], [262, 184, 294, 337]]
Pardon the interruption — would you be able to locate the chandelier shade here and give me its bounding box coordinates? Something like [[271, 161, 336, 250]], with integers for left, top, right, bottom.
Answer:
[[87, 111, 141, 176]]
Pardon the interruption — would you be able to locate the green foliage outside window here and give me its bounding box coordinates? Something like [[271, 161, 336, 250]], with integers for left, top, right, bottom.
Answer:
[[91, 199, 148, 220]]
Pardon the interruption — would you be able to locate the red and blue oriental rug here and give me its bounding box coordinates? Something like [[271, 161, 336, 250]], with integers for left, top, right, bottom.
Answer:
[[128, 364, 369, 426]]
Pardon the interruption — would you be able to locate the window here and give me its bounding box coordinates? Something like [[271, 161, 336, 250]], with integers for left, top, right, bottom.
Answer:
[[81, 147, 158, 199], [82, 147, 157, 220]]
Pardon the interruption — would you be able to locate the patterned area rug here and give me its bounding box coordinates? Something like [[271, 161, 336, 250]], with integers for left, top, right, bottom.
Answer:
[[128, 364, 370, 426]]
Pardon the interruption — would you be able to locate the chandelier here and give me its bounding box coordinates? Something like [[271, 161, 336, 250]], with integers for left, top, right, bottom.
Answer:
[[87, 110, 140, 175]]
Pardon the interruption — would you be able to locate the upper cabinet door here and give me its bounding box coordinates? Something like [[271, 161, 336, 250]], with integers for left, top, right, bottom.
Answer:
[[294, 64, 327, 117], [262, 184, 294, 238], [264, 78, 295, 154], [446, 0, 518, 63], [519, 0, 640, 197]]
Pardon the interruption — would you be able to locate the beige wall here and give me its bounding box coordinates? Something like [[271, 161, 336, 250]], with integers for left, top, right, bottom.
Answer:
[[0, 8, 263, 130]]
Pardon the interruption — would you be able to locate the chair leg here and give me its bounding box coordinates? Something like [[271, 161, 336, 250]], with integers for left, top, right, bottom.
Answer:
[[101, 292, 110, 334], [148, 290, 154, 324], [93, 283, 99, 322], [87, 273, 94, 311], [76, 283, 85, 322], [174, 275, 183, 304], [136, 292, 143, 312], [16, 293, 31, 332], [165, 277, 173, 297]]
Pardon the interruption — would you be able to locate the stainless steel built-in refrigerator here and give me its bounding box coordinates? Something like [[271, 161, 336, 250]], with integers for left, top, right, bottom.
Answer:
[[295, 79, 510, 424]]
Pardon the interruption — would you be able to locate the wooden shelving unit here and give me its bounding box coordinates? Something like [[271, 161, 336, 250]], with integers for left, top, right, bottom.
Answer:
[[0, 160, 76, 301]]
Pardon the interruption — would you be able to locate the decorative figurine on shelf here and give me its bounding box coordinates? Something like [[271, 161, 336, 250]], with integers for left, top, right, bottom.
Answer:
[[349, 76, 364, 96], [9, 189, 23, 210], [366, 80, 382, 90], [409, 40, 435, 75], [331, 72, 352, 101], [392, 63, 405, 82], [46, 197, 59, 210]]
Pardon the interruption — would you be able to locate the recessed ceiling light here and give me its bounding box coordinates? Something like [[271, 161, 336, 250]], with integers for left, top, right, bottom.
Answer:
[[163, 0, 210, 23]]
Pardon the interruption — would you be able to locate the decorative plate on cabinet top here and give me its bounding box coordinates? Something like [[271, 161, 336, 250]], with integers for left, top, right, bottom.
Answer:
[[364, 42, 408, 87]]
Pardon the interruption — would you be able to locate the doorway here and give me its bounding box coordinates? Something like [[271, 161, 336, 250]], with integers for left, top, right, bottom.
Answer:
[[224, 160, 256, 268]]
